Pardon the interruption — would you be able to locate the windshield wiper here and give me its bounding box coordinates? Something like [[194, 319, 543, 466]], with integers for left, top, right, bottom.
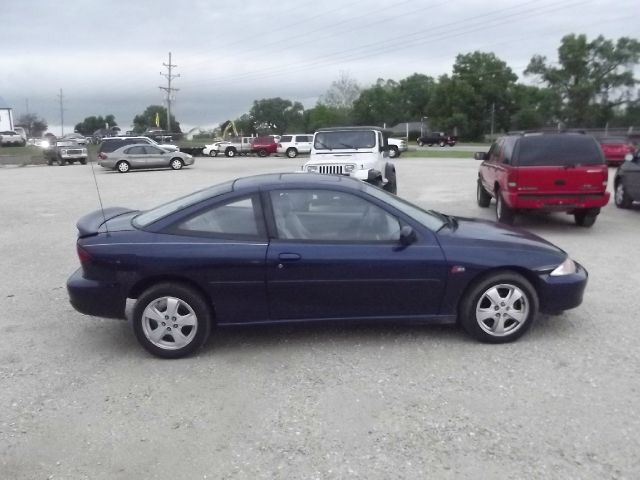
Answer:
[[429, 210, 456, 230], [316, 140, 332, 150], [337, 142, 357, 149]]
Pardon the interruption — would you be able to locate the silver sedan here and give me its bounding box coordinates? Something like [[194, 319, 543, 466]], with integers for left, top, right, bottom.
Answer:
[[98, 143, 194, 173]]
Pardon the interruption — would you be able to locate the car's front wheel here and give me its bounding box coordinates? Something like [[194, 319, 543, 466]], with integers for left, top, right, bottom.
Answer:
[[615, 182, 633, 208], [477, 180, 491, 207], [388, 145, 399, 158], [417, 140, 424, 147], [170, 158, 184, 170], [133, 283, 212, 358], [209, 150, 218, 157], [286, 147, 298, 158], [460, 271, 538, 343]]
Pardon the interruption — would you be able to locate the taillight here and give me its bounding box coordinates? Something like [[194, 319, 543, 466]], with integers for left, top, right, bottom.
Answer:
[[77, 244, 92, 265], [98, 152, 107, 159]]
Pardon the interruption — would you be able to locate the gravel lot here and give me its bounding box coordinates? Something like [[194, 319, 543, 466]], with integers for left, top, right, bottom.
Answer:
[[1, 156, 639, 479]]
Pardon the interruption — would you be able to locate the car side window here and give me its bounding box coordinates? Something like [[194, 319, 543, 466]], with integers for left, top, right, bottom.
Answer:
[[488, 139, 504, 163], [126, 146, 145, 154], [174, 196, 264, 238], [270, 190, 401, 242], [144, 146, 163, 154], [503, 138, 515, 164]]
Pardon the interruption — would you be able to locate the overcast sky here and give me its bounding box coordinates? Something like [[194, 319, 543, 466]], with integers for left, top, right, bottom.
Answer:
[[2, 0, 638, 134]]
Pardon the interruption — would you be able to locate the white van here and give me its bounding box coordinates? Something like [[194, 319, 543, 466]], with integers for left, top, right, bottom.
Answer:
[[302, 126, 397, 193]]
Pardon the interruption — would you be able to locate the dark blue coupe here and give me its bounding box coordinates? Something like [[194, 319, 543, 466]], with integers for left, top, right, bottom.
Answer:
[[67, 173, 587, 358]]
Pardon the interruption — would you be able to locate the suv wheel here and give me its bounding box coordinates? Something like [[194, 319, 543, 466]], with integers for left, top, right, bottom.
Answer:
[[286, 147, 298, 158], [496, 191, 515, 224], [574, 208, 598, 227], [477, 180, 491, 207], [388, 145, 399, 158], [417, 140, 424, 147], [383, 164, 397, 195], [615, 182, 632, 208]]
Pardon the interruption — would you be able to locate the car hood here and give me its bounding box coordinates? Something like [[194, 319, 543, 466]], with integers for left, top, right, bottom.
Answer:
[[436, 216, 566, 270]]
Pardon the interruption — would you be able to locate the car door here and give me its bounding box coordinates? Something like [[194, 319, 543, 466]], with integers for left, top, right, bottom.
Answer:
[[481, 139, 504, 195], [296, 135, 313, 154], [123, 145, 148, 168], [162, 194, 269, 323], [265, 188, 447, 321], [622, 158, 640, 198], [143, 145, 168, 167]]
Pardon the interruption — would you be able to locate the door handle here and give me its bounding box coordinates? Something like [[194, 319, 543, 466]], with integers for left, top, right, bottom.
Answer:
[[278, 253, 301, 261]]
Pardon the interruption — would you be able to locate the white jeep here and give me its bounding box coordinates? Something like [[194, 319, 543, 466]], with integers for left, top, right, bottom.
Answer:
[[302, 126, 397, 194]]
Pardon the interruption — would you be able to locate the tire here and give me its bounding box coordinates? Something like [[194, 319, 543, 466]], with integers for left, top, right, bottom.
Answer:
[[116, 160, 130, 173], [286, 148, 298, 158], [427, 143, 434, 147], [615, 182, 633, 208], [417, 140, 425, 147], [79, 158, 87, 165], [383, 164, 397, 194], [495, 190, 515, 224], [132, 283, 212, 359], [477, 180, 491, 207], [170, 158, 183, 170], [439, 141, 446, 147], [58, 157, 66, 166], [208, 151, 218, 157], [449, 142, 457, 147], [574, 208, 598, 227], [225, 148, 236, 158], [459, 271, 538, 343], [388, 145, 399, 158], [257, 149, 268, 158]]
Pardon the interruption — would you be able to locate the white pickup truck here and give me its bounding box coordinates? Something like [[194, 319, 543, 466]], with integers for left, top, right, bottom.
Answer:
[[220, 137, 254, 157], [387, 137, 407, 158], [301, 126, 397, 194]]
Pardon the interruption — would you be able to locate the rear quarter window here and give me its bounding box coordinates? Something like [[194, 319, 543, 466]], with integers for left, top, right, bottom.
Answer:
[[280, 136, 292, 142], [514, 136, 604, 166]]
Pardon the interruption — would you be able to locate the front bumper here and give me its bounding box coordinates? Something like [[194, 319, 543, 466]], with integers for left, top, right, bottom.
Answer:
[[67, 268, 126, 319], [537, 261, 588, 313]]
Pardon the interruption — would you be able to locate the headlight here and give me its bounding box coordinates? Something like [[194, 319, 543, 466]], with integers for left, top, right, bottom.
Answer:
[[550, 257, 577, 276], [306, 165, 319, 173], [60, 149, 67, 155], [343, 164, 356, 173]]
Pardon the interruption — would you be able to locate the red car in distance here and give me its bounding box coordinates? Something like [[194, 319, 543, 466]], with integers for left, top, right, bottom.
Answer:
[[250, 136, 278, 157], [599, 137, 636, 166]]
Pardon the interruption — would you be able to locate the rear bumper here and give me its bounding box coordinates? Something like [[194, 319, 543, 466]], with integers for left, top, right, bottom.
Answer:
[[537, 262, 588, 313], [506, 191, 610, 211], [67, 268, 126, 319]]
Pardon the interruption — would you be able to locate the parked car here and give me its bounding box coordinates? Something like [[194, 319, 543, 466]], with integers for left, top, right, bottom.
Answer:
[[277, 134, 313, 158], [0, 130, 26, 146], [44, 137, 88, 165], [98, 136, 180, 155], [67, 173, 587, 358], [614, 152, 640, 208], [475, 132, 610, 227], [203, 141, 229, 157], [417, 132, 457, 147], [387, 137, 408, 158], [97, 143, 194, 173], [302, 126, 397, 194], [14, 127, 27, 142], [598, 137, 635, 166], [250, 136, 278, 157]]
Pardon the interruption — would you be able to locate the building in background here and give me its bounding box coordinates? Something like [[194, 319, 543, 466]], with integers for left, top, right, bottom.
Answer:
[[0, 97, 14, 131]]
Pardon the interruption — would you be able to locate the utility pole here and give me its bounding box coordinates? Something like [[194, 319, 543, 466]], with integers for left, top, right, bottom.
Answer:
[[159, 52, 180, 133], [57, 89, 65, 136]]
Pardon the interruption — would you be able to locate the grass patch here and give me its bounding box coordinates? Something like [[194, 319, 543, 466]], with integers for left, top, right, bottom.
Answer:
[[0, 145, 42, 155]]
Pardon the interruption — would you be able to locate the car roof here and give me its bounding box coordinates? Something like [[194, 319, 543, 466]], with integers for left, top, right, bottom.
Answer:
[[232, 172, 364, 192]]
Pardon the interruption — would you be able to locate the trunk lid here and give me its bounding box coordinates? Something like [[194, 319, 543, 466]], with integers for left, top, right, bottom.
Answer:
[[76, 207, 139, 237]]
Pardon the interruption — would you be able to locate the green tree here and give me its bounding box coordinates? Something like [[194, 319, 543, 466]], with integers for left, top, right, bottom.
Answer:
[[352, 79, 403, 126], [396, 73, 436, 119], [525, 34, 640, 126], [74, 115, 117, 136], [304, 104, 352, 131], [16, 113, 48, 137], [249, 97, 304, 134], [132, 105, 181, 134], [232, 114, 257, 136]]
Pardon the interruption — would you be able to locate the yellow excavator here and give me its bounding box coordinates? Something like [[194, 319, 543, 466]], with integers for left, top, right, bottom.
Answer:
[[220, 120, 239, 139]]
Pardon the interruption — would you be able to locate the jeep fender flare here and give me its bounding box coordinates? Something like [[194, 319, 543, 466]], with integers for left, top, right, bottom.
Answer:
[[353, 168, 382, 183]]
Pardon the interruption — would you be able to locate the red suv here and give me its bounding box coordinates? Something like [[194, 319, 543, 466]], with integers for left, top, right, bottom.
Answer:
[[475, 133, 610, 227], [250, 136, 278, 157]]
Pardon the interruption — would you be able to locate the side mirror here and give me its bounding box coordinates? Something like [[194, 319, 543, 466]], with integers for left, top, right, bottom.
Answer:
[[474, 152, 488, 161], [625, 153, 634, 162], [399, 225, 417, 246]]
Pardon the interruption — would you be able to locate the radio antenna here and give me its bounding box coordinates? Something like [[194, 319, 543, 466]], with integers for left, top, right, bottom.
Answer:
[[88, 147, 110, 236]]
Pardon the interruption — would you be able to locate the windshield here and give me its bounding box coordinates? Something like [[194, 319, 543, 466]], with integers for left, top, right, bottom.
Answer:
[[516, 136, 604, 166], [314, 130, 376, 150], [362, 183, 446, 231], [133, 180, 233, 227]]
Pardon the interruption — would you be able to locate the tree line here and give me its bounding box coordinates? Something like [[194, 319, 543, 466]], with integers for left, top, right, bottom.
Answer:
[[232, 34, 640, 141]]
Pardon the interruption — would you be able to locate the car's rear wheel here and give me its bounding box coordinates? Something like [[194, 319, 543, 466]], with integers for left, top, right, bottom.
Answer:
[[439, 140, 446, 147], [574, 208, 598, 227], [388, 145, 399, 158], [225, 148, 236, 158], [417, 140, 424, 147], [615, 182, 633, 208], [133, 283, 212, 358], [116, 160, 130, 173], [460, 271, 538, 343], [477, 180, 491, 207], [286, 147, 298, 158], [257, 149, 268, 157], [209, 150, 218, 157], [170, 158, 183, 170], [495, 191, 515, 224], [79, 158, 87, 165]]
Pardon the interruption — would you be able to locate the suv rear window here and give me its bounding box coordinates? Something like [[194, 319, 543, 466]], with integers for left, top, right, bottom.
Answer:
[[515, 135, 604, 166], [280, 135, 292, 143]]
